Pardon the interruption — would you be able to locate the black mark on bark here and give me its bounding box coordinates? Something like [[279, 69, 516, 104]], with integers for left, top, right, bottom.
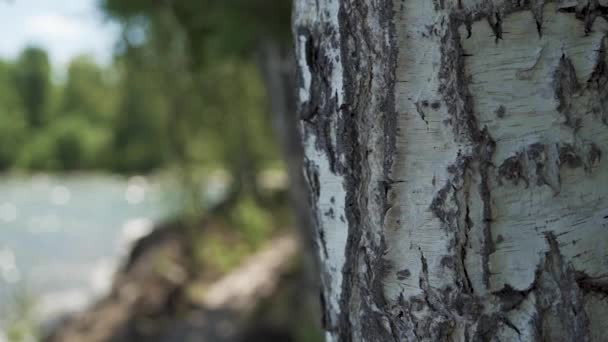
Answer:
[[559, 144, 584, 168], [498, 154, 527, 186], [554, 54, 581, 130], [487, 12, 503, 42], [532, 232, 589, 341]]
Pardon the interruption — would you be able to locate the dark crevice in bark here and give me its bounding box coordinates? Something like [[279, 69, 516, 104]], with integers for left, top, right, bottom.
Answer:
[[414, 100, 430, 127], [430, 154, 479, 301], [498, 154, 528, 187], [558, 2, 608, 34], [319, 291, 330, 330], [296, 25, 341, 174], [439, 15, 480, 143], [396, 292, 421, 341], [411, 249, 456, 340], [473, 314, 502, 342], [559, 144, 584, 168], [531, 0, 546, 37], [452, 0, 537, 36], [297, 0, 398, 340], [477, 129, 497, 288], [483, 232, 593, 339], [588, 37, 608, 125], [493, 284, 534, 311], [532, 232, 590, 341], [439, 0, 503, 290], [430, 155, 470, 227], [586, 143, 602, 170], [453, 0, 601, 42], [501, 316, 522, 337], [418, 250, 435, 311], [461, 188, 474, 294], [527, 143, 548, 186], [335, 0, 399, 340], [497, 141, 598, 192], [527, 143, 562, 193], [575, 273, 608, 297], [303, 158, 330, 263], [303, 159, 321, 205], [554, 54, 582, 129], [487, 12, 504, 42]]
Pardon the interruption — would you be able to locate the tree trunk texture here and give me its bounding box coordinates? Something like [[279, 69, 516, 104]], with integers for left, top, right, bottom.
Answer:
[[293, 0, 608, 341]]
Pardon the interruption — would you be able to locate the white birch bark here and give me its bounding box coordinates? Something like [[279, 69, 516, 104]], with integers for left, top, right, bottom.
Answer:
[[295, 0, 608, 341]]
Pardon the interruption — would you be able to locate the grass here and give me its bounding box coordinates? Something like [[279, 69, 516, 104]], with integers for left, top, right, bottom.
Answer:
[[2, 284, 39, 342], [191, 194, 289, 277]]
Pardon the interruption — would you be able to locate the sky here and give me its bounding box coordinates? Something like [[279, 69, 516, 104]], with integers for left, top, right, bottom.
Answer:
[[0, 0, 120, 69]]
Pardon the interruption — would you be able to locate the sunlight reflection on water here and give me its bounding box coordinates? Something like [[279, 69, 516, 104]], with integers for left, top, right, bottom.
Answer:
[[0, 203, 17, 223], [50, 186, 71, 206], [0, 248, 20, 284], [125, 176, 147, 205]]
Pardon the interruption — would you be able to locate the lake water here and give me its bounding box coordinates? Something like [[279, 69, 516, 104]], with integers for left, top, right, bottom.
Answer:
[[0, 174, 180, 324]]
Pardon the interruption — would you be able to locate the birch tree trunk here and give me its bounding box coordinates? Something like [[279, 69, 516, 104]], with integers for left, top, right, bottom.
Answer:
[[293, 0, 608, 341]]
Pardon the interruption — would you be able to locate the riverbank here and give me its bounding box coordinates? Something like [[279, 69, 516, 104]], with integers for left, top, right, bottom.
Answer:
[[44, 216, 322, 342]]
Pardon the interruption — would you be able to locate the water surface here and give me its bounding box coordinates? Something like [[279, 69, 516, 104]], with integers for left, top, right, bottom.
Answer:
[[0, 174, 177, 322]]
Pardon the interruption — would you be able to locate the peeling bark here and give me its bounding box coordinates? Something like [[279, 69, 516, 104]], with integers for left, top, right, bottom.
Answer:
[[294, 0, 608, 341]]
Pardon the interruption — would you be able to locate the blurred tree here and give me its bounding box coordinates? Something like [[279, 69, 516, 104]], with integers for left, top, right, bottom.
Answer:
[[100, 0, 291, 59], [61, 55, 117, 123], [0, 2, 294, 181], [99, 0, 291, 210], [13, 47, 50, 128], [16, 116, 111, 171], [110, 53, 169, 173], [0, 60, 27, 169]]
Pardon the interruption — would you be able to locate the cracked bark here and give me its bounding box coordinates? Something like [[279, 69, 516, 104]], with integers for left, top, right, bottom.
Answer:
[[294, 0, 608, 341]]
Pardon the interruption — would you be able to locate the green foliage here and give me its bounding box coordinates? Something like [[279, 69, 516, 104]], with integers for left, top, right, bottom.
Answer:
[[101, 0, 292, 59], [194, 233, 251, 274], [230, 195, 274, 246], [0, 49, 120, 172], [0, 1, 288, 181], [61, 55, 117, 123], [192, 195, 278, 274], [16, 116, 111, 170], [110, 58, 170, 173], [0, 108, 27, 170], [13, 46, 51, 128]]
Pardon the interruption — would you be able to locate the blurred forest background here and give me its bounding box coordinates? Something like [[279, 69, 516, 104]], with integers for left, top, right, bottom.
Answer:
[[0, 0, 289, 176], [0, 0, 320, 341]]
